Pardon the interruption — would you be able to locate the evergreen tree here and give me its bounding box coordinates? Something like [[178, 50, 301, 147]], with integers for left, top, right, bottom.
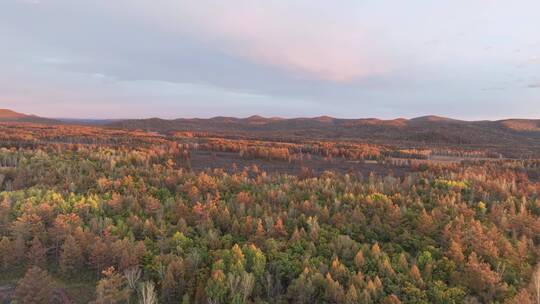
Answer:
[[93, 267, 131, 304], [27, 237, 47, 267], [14, 266, 56, 304], [60, 235, 84, 277]]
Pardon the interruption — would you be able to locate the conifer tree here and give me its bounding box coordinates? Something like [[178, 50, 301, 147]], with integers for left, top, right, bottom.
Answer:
[[27, 237, 47, 267], [14, 266, 56, 304], [93, 267, 131, 304], [60, 235, 84, 277]]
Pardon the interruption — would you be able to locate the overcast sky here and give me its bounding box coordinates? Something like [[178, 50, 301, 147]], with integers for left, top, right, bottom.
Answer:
[[1, 0, 539, 119]]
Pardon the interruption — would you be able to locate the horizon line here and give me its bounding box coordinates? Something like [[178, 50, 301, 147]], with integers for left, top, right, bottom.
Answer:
[[2, 108, 539, 122]]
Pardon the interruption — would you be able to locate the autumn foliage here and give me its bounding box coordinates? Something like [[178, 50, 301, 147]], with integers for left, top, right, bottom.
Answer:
[[0, 123, 540, 303]]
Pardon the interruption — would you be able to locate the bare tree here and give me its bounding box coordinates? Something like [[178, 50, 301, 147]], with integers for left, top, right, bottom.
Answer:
[[138, 281, 157, 304], [226, 272, 255, 303], [125, 267, 142, 291], [227, 273, 241, 295], [533, 266, 540, 304], [241, 272, 255, 303]]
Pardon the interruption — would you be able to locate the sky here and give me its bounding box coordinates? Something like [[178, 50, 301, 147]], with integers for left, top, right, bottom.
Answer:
[[1, 0, 539, 119]]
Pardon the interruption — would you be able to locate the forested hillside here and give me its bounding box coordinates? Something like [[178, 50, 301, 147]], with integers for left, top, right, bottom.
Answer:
[[0, 109, 60, 124], [1, 123, 540, 303], [109, 116, 540, 158]]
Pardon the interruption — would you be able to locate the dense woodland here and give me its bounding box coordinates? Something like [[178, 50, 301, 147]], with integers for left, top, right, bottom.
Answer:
[[1, 123, 540, 303]]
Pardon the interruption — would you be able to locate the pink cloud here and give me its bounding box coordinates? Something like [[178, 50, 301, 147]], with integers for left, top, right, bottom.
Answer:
[[123, 1, 389, 82], [194, 4, 389, 82]]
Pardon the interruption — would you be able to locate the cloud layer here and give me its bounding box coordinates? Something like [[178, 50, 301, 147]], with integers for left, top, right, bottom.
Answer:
[[1, 0, 539, 119]]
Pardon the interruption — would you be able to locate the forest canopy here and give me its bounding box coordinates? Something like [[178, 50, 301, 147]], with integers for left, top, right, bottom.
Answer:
[[0, 123, 540, 303]]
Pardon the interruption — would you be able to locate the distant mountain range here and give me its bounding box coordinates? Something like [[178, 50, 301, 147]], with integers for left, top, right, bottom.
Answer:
[[108, 114, 540, 147], [2, 109, 540, 156]]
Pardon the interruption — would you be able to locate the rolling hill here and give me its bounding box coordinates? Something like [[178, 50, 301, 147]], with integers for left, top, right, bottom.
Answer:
[[0, 109, 60, 124], [2, 108, 539, 157], [108, 115, 540, 157]]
